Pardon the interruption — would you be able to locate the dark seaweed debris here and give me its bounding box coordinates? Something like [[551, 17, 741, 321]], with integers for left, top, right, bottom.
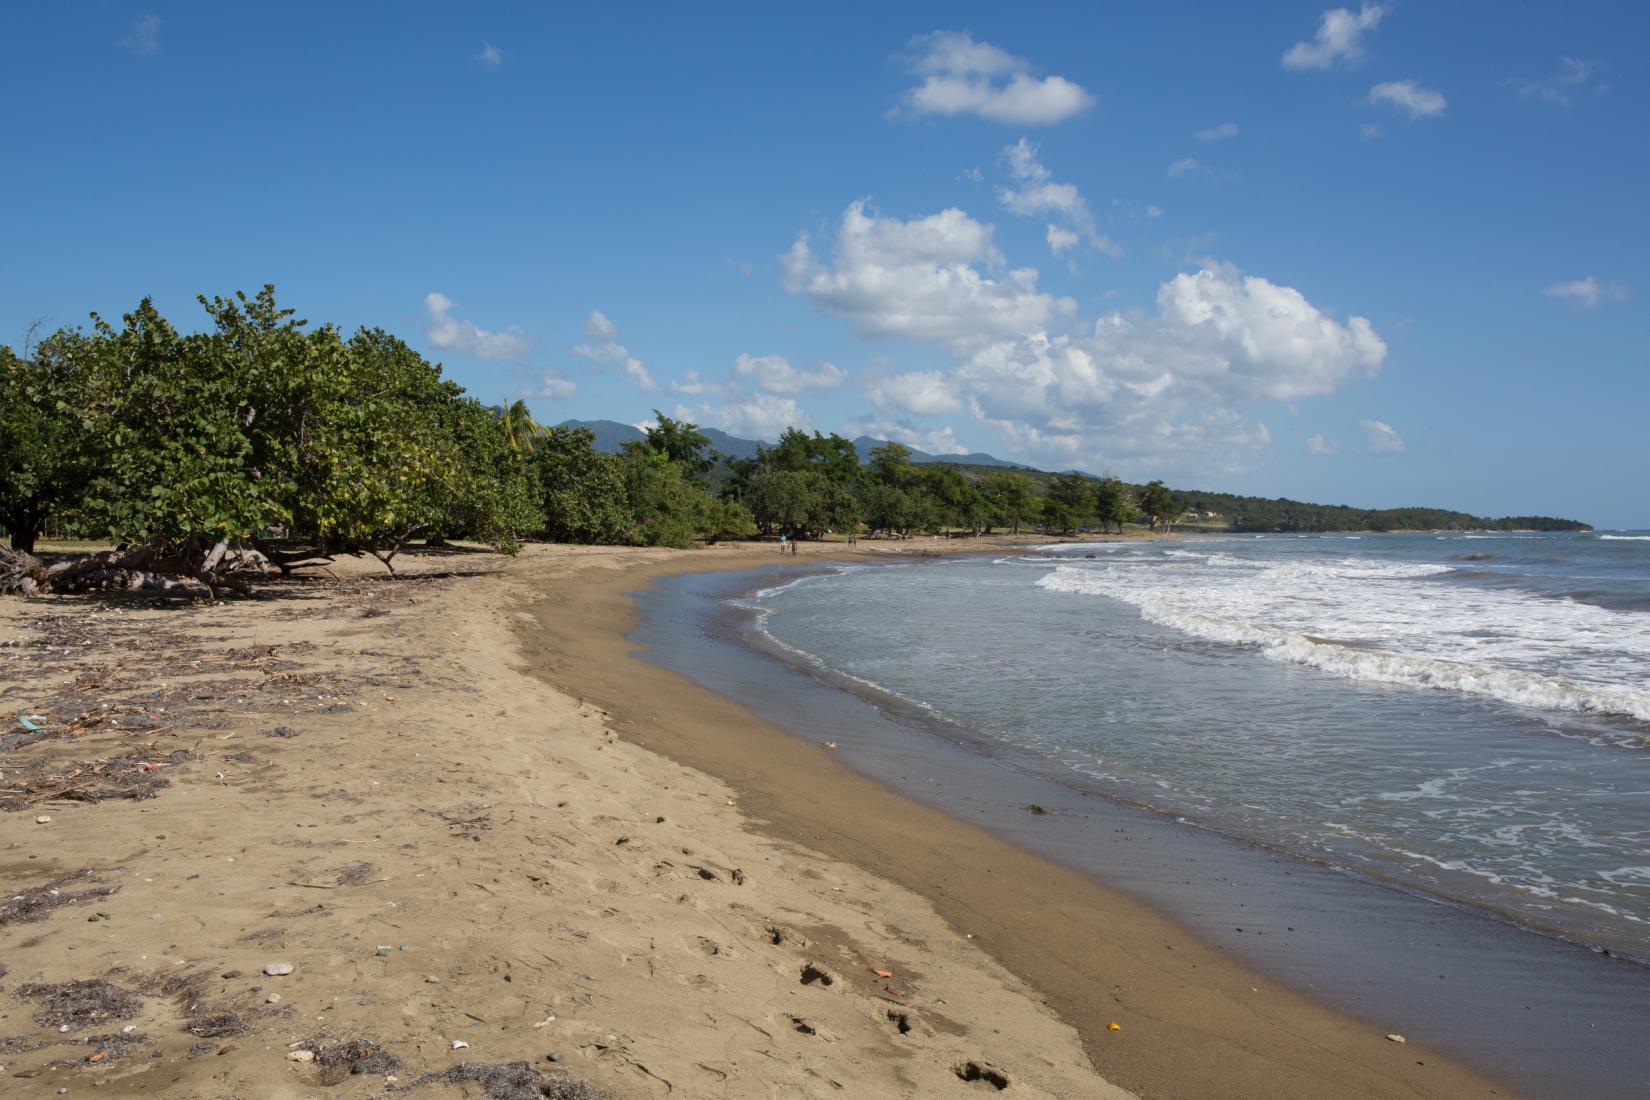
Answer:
[[412, 1062, 604, 1100], [16, 979, 142, 1029], [295, 1035, 403, 1083]]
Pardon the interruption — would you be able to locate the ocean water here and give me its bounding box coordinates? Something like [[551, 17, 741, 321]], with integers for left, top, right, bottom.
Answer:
[[737, 531, 1650, 961]]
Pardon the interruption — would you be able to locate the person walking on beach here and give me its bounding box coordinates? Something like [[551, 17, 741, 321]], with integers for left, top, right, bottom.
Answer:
[[791, 538, 798, 556], [778, 534, 787, 554]]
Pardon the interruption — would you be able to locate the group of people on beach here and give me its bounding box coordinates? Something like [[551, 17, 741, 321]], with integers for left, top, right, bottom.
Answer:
[[777, 534, 798, 555]]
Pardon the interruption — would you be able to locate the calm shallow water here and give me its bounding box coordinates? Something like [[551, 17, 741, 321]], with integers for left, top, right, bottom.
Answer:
[[739, 531, 1650, 960]]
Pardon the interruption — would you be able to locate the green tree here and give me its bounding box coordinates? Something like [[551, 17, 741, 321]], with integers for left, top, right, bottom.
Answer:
[[0, 331, 104, 552], [1137, 479, 1178, 531], [642, 411, 713, 485], [1050, 472, 1096, 528], [982, 472, 1036, 535], [533, 427, 634, 544], [499, 399, 548, 452], [1094, 476, 1128, 534]]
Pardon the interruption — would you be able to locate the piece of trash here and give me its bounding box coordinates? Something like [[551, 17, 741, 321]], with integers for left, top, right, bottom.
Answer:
[[871, 968, 893, 979], [450, 1039, 470, 1050], [1386, 1033, 1406, 1044], [18, 715, 44, 731], [1107, 1022, 1121, 1031], [86, 1051, 110, 1063], [824, 741, 838, 749]]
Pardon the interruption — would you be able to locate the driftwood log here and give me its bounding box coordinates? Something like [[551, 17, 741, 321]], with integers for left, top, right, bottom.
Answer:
[[0, 540, 266, 599]]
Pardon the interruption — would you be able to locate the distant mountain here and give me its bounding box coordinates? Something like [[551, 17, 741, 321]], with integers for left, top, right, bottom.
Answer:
[[555, 420, 1025, 469], [556, 419, 646, 452], [847, 436, 1026, 469]]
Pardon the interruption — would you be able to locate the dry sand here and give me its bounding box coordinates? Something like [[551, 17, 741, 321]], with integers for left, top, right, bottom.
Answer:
[[0, 540, 1521, 1098]]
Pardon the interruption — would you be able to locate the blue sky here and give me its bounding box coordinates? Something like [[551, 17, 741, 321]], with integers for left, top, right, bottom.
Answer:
[[2, 3, 1645, 526]]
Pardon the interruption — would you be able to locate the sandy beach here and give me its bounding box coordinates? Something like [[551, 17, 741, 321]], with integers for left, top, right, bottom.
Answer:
[[0, 541, 1519, 1098]]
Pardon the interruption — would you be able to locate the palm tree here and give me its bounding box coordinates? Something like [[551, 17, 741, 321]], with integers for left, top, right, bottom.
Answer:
[[499, 399, 549, 452]]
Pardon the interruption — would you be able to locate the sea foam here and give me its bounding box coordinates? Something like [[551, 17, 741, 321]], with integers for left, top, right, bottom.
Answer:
[[1037, 559, 1650, 725]]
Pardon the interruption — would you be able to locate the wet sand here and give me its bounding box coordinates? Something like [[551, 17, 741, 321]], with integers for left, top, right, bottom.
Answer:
[[524, 541, 1526, 1100]]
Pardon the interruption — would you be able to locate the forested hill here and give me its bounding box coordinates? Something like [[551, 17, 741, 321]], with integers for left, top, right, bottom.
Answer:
[[558, 420, 1587, 533], [1166, 488, 1591, 533], [557, 420, 1028, 469]]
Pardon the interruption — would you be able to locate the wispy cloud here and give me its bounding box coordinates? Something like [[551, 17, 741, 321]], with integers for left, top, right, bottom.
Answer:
[[1195, 122, 1239, 142], [1167, 157, 1219, 181], [1543, 276, 1628, 310], [896, 31, 1094, 125], [997, 139, 1121, 258], [1508, 57, 1605, 107], [1361, 419, 1405, 454], [120, 13, 161, 54], [1282, 3, 1389, 71], [528, 369, 576, 400], [1304, 433, 1340, 456], [476, 43, 503, 67], [1368, 80, 1446, 119], [422, 293, 530, 360], [572, 310, 654, 389]]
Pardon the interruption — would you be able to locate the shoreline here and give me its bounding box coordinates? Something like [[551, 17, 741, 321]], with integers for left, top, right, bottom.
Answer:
[[520, 541, 1524, 1100], [714, 558, 1650, 968]]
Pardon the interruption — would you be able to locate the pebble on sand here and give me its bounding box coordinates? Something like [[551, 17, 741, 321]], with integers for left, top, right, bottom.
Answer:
[[451, 1040, 470, 1050], [264, 963, 295, 976], [35, 815, 50, 824], [287, 1050, 315, 1063], [1386, 1033, 1407, 1044]]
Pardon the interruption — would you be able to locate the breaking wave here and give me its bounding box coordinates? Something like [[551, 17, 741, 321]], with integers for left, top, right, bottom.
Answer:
[[1037, 561, 1650, 725]]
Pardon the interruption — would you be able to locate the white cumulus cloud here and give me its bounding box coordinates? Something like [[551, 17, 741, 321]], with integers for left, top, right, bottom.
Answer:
[[781, 200, 1075, 348], [868, 370, 964, 417], [676, 394, 810, 441], [422, 293, 530, 360], [1283, 3, 1389, 71], [1369, 80, 1446, 119], [898, 31, 1095, 125], [844, 416, 969, 456], [785, 196, 1385, 479], [732, 353, 847, 394]]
